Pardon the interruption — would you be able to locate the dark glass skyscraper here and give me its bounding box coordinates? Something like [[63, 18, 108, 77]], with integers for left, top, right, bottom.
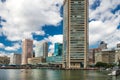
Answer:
[[54, 43, 63, 56], [63, 0, 88, 68]]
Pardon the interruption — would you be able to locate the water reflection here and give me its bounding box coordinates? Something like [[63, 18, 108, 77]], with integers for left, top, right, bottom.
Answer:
[[8, 69, 19, 80], [0, 69, 9, 80], [21, 69, 32, 80], [0, 69, 120, 80], [107, 76, 120, 80]]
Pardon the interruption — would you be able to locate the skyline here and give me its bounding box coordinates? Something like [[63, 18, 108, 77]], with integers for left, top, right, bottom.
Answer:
[[0, 0, 120, 56]]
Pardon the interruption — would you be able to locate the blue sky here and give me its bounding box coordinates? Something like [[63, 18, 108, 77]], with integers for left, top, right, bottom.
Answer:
[[0, 0, 120, 56]]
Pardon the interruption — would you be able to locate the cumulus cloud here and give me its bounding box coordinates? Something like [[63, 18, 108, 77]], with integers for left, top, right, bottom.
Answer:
[[0, 0, 63, 41], [104, 30, 120, 48], [45, 34, 63, 43], [0, 50, 12, 57], [4, 43, 21, 51], [34, 31, 45, 36], [89, 0, 120, 48], [0, 43, 5, 48]]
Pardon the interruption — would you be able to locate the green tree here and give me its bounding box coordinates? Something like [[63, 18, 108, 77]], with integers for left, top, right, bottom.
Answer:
[[95, 62, 107, 68]]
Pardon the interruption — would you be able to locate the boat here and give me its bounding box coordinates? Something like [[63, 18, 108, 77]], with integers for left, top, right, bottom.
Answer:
[[108, 66, 120, 76]]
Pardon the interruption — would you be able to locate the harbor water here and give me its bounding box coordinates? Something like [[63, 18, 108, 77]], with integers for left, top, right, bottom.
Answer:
[[0, 69, 120, 80]]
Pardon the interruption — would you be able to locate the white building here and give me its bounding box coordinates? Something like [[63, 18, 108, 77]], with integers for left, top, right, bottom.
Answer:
[[10, 53, 21, 65], [35, 42, 48, 58]]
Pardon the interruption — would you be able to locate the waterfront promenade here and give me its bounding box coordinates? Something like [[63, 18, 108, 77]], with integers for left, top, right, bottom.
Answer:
[[0, 64, 99, 70]]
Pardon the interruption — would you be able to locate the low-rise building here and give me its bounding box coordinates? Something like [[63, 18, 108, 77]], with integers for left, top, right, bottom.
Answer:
[[115, 48, 120, 63], [117, 43, 120, 48], [0, 56, 10, 65], [89, 48, 101, 65], [46, 56, 63, 64], [28, 57, 44, 65], [95, 49, 115, 64], [115, 43, 120, 63]]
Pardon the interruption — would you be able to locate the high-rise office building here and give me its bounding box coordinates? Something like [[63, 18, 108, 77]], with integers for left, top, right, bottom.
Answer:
[[35, 42, 48, 59], [63, 0, 88, 68], [43, 42, 48, 59], [54, 43, 63, 56], [21, 39, 33, 64]]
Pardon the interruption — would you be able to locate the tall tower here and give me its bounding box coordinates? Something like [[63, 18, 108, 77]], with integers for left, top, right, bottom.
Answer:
[[22, 39, 33, 64], [43, 42, 48, 59], [63, 0, 88, 69]]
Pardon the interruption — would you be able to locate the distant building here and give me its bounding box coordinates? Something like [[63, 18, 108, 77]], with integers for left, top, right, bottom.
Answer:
[[43, 42, 48, 59], [0, 56, 10, 65], [22, 39, 33, 64], [46, 56, 63, 64], [35, 43, 43, 57], [28, 57, 44, 65], [35, 42, 48, 59], [32, 51, 35, 57], [117, 43, 120, 48], [48, 53, 53, 57], [99, 41, 107, 49], [88, 41, 107, 65], [88, 48, 101, 65], [114, 43, 120, 63], [46, 43, 63, 66], [115, 48, 120, 63], [95, 49, 115, 64], [54, 43, 63, 56], [10, 53, 21, 65]]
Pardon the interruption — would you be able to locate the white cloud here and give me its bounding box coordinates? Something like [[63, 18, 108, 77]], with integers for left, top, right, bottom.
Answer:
[[0, 51, 12, 57], [89, 0, 120, 48], [33, 39, 46, 46], [1, 0, 119, 51], [0, 43, 5, 48], [45, 34, 63, 43], [104, 30, 120, 48], [0, 0, 63, 41], [44, 34, 63, 53], [5, 43, 21, 51], [89, 0, 120, 20], [89, 0, 96, 7], [34, 31, 45, 36]]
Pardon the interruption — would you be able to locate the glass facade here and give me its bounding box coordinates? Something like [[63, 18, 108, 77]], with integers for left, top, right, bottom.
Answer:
[[35, 43, 43, 57], [35, 42, 48, 58], [46, 56, 63, 63], [63, 0, 88, 68], [54, 43, 63, 56]]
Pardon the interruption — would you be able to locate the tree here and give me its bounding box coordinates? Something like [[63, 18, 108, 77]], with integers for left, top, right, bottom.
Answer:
[[95, 62, 107, 68]]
